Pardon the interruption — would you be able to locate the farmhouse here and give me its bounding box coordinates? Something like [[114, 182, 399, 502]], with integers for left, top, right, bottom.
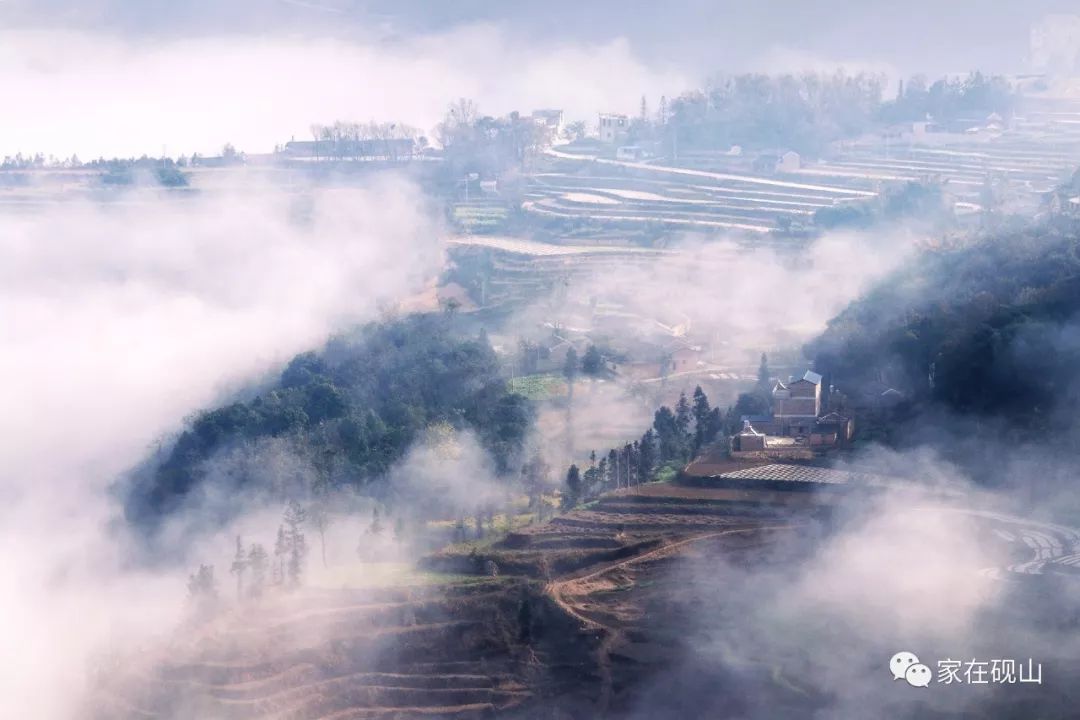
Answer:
[[531, 109, 564, 141], [772, 370, 822, 436], [599, 113, 630, 144]]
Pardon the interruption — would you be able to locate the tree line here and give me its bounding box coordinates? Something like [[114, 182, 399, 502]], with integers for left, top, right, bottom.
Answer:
[[560, 385, 723, 508], [621, 71, 1016, 158], [303, 121, 425, 162], [436, 99, 554, 182], [187, 496, 412, 611]]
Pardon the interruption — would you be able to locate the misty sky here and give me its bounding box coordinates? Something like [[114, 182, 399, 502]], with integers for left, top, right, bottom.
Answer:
[[3, 0, 1075, 71], [3, 0, 1079, 158]]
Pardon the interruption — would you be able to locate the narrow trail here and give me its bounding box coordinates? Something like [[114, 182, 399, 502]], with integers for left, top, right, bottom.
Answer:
[[544, 524, 797, 713]]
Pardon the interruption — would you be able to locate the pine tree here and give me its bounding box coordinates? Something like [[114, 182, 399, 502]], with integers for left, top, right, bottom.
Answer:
[[229, 535, 247, 601], [247, 543, 269, 597], [563, 464, 582, 508], [653, 405, 679, 462], [563, 347, 579, 399], [308, 484, 333, 569], [691, 386, 712, 457], [675, 392, 692, 438], [581, 345, 604, 376], [580, 450, 598, 498], [521, 454, 551, 518], [283, 500, 308, 587], [369, 507, 383, 535], [273, 525, 287, 585], [638, 429, 657, 482], [187, 564, 217, 601], [607, 448, 619, 488], [706, 407, 723, 444], [624, 443, 636, 486]]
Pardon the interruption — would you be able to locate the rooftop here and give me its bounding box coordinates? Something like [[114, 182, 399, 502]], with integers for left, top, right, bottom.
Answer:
[[716, 463, 876, 486]]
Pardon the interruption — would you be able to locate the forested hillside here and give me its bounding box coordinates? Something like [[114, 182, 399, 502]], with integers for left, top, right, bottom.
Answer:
[[124, 315, 532, 526], [807, 217, 1080, 435]]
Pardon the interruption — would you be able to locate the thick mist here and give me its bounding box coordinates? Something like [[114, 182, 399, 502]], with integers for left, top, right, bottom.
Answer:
[[0, 26, 686, 158], [0, 175, 444, 719], [2, 0, 1068, 79], [627, 447, 1080, 718]]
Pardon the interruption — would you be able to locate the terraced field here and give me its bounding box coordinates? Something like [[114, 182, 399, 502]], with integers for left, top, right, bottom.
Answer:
[[92, 481, 802, 720], [530, 155, 872, 235], [90, 475, 1080, 719], [534, 98, 1080, 238], [91, 582, 542, 720], [806, 138, 1080, 212]]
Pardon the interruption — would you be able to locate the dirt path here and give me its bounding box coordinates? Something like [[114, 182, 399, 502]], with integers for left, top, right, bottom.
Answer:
[[544, 524, 797, 712]]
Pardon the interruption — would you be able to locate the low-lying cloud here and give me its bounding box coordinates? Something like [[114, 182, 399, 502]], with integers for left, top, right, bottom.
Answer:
[[1, 25, 688, 158], [0, 174, 444, 718]]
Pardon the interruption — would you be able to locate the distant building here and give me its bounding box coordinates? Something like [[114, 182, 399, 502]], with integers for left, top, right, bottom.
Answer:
[[777, 150, 801, 173], [531, 109, 564, 141], [1031, 14, 1080, 74], [843, 380, 906, 410], [985, 112, 1006, 132], [599, 113, 630, 144], [752, 150, 800, 174], [772, 370, 823, 437]]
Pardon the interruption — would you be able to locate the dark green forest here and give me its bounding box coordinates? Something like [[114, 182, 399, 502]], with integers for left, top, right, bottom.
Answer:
[[807, 217, 1080, 435], [125, 315, 532, 526]]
